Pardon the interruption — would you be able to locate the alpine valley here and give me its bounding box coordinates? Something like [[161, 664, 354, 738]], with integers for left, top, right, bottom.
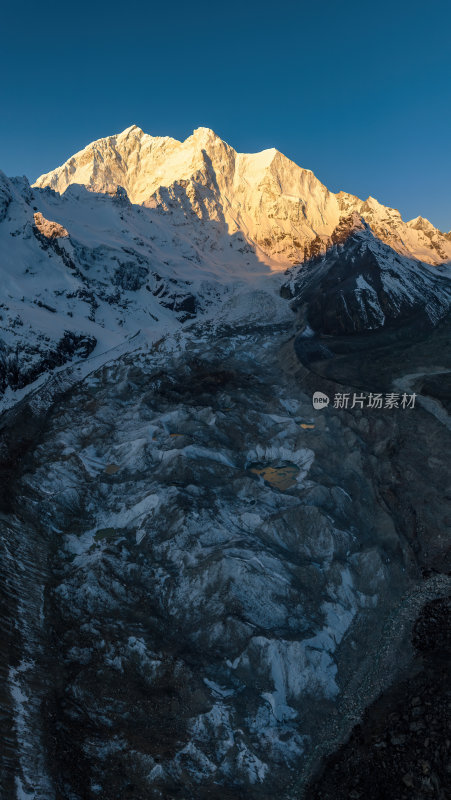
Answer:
[[1, 126, 450, 800]]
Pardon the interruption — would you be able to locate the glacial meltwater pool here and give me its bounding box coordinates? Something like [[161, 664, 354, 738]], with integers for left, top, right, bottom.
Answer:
[[248, 462, 300, 491]]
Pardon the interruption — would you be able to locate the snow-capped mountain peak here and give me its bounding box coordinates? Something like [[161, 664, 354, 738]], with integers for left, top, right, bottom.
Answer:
[[33, 125, 451, 268]]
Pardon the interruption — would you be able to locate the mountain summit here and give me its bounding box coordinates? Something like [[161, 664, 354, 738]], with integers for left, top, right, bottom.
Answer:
[[34, 126, 451, 268]]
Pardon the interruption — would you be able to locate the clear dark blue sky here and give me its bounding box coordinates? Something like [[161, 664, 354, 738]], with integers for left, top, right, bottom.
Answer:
[[1, 0, 450, 230]]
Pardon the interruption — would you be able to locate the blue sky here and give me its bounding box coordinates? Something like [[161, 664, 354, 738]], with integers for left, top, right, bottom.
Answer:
[[1, 0, 450, 230]]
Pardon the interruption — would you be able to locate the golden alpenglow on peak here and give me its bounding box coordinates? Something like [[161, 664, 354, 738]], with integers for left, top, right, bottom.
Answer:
[[33, 126, 451, 268]]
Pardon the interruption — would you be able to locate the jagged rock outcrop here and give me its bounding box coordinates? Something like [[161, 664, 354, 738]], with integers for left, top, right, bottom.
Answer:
[[33, 212, 68, 239]]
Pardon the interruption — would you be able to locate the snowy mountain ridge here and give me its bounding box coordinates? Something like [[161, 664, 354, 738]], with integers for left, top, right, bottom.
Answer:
[[34, 124, 451, 267], [0, 166, 289, 402], [285, 216, 451, 336]]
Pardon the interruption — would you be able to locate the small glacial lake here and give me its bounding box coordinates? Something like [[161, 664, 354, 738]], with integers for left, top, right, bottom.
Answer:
[[248, 462, 300, 491]]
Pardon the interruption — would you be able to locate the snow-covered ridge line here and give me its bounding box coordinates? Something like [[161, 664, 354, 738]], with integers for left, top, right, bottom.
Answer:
[[33, 124, 451, 267], [284, 220, 451, 335]]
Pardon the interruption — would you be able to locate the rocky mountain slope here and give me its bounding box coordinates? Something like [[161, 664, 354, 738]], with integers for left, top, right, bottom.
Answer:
[[284, 214, 451, 336], [1, 302, 450, 800]]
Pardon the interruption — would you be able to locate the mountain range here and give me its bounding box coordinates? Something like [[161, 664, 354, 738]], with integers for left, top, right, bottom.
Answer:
[[1, 126, 451, 800], [34, 125, 451, 267], [0, 124, 450, 399]]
